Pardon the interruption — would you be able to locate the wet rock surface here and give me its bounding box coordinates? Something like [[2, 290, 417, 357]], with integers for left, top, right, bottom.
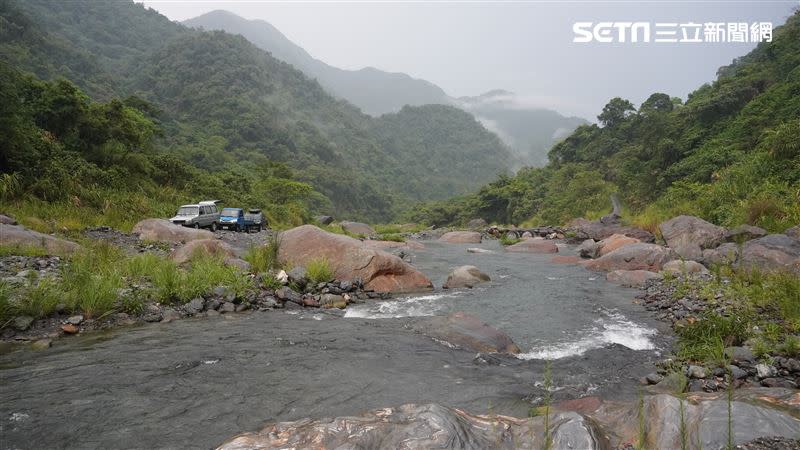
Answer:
[[412, 311, 522, 354]]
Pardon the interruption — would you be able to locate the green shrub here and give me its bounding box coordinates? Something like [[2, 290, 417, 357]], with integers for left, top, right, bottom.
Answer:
[[0, 282, 15, 324], [306, 257, 333, 284], [244, 235, 282, 273], [378, 233, 405, 242], [677, 313, 751, 363], [0, 244, 50, 257], [499, 234, 521, 246], [17, 277, 61, 318]]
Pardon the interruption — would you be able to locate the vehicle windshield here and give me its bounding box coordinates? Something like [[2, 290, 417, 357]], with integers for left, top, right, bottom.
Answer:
[[221, 208, 239, 217], [177, 206, 198, 216]]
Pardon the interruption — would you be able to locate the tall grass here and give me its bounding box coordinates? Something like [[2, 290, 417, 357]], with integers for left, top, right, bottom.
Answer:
[[306, 257, 333, 284], [244, 233, 282, 273]]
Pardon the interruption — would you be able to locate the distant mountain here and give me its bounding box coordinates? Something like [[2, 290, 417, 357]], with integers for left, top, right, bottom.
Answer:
[[183, 11, 587, 167], [455, 90, 588, 166], [183, 10, 450, 116]]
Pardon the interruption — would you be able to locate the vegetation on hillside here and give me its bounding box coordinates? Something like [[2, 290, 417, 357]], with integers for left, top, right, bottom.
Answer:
[[404, 11, 800, 232], [0, 0, 512, 223]]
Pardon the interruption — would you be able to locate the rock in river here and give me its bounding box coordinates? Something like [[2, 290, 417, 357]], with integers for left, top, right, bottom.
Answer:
[[585, 243, 674, 272], [438, 231, 482, 244], [217, 403, 606, 450], [278, 225, 432, 294], [132, 219, 213, 243], [412, 312, 521, 354], [442, 265, 490, 289], [505, 239, 558, 253], [597, 233, 639, 256]]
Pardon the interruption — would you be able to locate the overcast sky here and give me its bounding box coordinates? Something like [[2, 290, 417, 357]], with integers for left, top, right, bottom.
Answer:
[[140, 1, 798, 119]]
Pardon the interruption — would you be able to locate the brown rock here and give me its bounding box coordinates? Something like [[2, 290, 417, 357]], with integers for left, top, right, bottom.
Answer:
[[785, 225, 800, 240], [659, 215, 726, 261], [597, 233, 639, 256], [61, 324, 79, 334], [132, 219, 213, 243], [438, 231, 482, 244], [567, 218, 655, 242], [662, 260, 709, 275], [724, 224, 767, 243], [585, 243, 675, 272], [505, 239, 558, 253], [170, 239, 248, 269], [362, 240, 425, 250], [606, 270, 663, 287], [278, 225, 432, 294], [442, 265, 490, 289], [339, 221, 376, 236], [413, 312, 521, 354], [0, 224, 81, 255]]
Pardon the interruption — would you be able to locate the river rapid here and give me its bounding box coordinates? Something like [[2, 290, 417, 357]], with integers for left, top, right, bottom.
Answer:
[[0, 239, 672, 449]]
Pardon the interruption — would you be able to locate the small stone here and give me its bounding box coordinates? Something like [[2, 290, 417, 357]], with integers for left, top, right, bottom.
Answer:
[[161, 309, 182, 323], [687, 365, 707, 379], [725, 346, 755, 365], [31, 339, 52, 350], [756, 363, 776, 379], [186, 297, 205, 313], [219, 302, 235, 313], [61, 324, 79, 334], [206, 299, 221, 311], [55, 304, 66, 314], [761, 378, 797, 389], [143, 312, 162, 323], [645, 373, 664, 385], [727, 365, 748, 380], [12, 316, 34, 331], [339, 280, 352, 291], [688, 379, 705, 392], [66, 315, 84, 325]]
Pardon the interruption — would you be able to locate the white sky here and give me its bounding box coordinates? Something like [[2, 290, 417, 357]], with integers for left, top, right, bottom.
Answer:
[[140, 1, 799, 118]]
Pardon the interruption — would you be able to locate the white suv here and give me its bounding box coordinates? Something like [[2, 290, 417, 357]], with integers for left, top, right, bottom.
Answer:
[[169, 200, 220, 231]]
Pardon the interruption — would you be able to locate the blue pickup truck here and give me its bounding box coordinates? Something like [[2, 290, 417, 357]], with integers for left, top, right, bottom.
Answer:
[[219, 208, 266, 232]]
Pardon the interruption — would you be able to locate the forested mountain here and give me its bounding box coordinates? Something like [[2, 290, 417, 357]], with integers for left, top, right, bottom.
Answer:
[[406, 11, 800, 233], [183, 10, 587, 165], [183, 10, 451, 116], [0, 0, 513, 222], [455, 90, 588, 166]]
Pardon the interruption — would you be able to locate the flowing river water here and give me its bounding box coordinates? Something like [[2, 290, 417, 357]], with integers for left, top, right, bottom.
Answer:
[[0, 239, 672, 449]]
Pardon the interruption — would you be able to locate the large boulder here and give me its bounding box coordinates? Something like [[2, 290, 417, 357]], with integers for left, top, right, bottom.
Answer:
[[567, 218, 655, 243], [505, 239, 558, 253], [724, 224, 767, 243], [659, 215, 726, 261], [442, 265, 490, 289], [412, 312, 521, 354], [132, 219, 213, 243], [785, 225, 800, 240], [578, 238, 600, 258], [277, 225, 432, 293], [585, 243, 675, 272], [438, 231, 482, 244], [170, 239, 248, 270], [362, 240, 426, 251], [739, 234, 800, 274], [0, 223, 81, 255], [606, 270, 663, 287], [597, 233, 639, 256], [339, 221, 376, 236], [218, 404, 606, 450], [466, 218, 487, 229], [702, 242, 740, 267]]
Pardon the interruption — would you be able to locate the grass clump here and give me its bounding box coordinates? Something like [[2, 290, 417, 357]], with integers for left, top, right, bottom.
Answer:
[[377, 233, 405, 242], [306, 257, 333, 284], [244, 234, 282, 273], [0, 244, 51, 257], [499, 234, 521, 246], [676, 312, 750, 363]]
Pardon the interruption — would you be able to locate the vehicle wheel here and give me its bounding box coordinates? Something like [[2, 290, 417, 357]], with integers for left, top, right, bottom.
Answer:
[[211, 222, 217, 232], [193, 223, 200, 229]]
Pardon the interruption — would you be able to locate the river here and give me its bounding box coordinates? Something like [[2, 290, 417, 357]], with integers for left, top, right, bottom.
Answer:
[[0, 239, 671, 449]]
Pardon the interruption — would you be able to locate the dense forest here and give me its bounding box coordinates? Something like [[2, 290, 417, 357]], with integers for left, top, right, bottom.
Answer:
[[0, 0, 512, 226], [405, 10, 800, 233]]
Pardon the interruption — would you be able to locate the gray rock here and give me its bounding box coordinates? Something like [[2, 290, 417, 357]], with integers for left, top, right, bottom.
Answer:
[[31, 339, 52, 350], [160, 309, 182, 323], [143, 312, 163, 323], [760, 378, 797, 388], [12, 316, 34, 331], [287, 267, 308, 286], [276, 286, 303, 305], [339, 280, 352, 291], [784, 225, 800, 240], [740, 234, 800, 274], [687, 365, 707, 379], [315, 215, 334, 225], [442, 265, 491, 289], [577, 239, 599, 259], [688, 379, 705, 392], [727, 365, 749, 380], [645, 373, 664, 385], [756, 363, 776, 379], [66, 315, 84, 325], [702, 242, 740, 266], [0, 214, 18, 225], [186, 297, 205, 313], [725, 224, 767, 243], [206, 299, 221, 311], [659, 215, 726, 261], [235, 304, 248, 312], [725, 347, 755, 365], [219, 302, 236, 313]]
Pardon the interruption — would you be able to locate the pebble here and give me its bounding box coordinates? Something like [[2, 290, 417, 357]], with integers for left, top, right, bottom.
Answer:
[[61, 324, 79, 334], [66, 315, 84, 325]]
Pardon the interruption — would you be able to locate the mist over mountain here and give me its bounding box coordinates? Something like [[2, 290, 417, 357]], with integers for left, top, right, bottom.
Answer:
[[182, 10, 586, 166]]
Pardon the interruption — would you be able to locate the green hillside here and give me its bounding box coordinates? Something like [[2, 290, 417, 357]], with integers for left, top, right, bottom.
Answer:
[[405, 11, 800, 232], [0, 0, 512, 224]]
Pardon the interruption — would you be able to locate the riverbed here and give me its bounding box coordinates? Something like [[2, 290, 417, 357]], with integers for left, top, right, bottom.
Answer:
[[0, 239, 672, 449]]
